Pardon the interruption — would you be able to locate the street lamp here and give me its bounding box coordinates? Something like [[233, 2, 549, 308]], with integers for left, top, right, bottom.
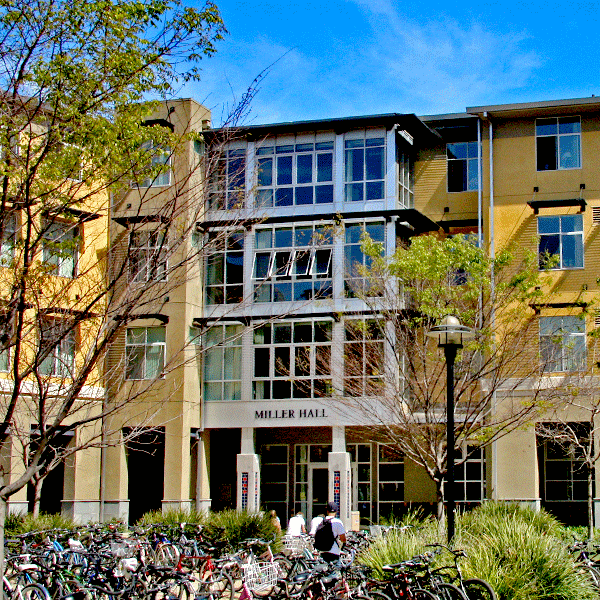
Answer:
[[426, 315, 475, 542]]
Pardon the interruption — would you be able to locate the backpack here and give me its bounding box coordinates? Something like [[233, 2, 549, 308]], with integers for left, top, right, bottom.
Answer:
[[313, 518, 336, 551]]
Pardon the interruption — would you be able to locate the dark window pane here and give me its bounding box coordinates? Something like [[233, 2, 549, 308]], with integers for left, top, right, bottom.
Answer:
[[536, 118, 558, 136], [277, 155, 293, 185], [297, 154, 312, 184], [562, 234, 583, 268], [317, 153, 333, 182], [366, 181, 384, 201], [273, 282, 291, 301], [345, 148, 364, 182], [272, 380, 291, 399], [275, 228, 293, 248], [315, 185, 334, 204], [365, 146, 384, 180], [295, 187, 313, 205], [345, 182, 363, 202], [254, 348, 270, 377], [448, 159, 467, 192], [275, 187, 293, 207], [537, 135, 557, 171], [257, 157, 273, 186], [294, 281, 313, 301]]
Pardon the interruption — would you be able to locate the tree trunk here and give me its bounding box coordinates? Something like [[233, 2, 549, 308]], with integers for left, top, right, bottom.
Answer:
[[435, 478, 446, 535], [0, 494, 6, 583], [588, 465, 594, 540], [31, 479, 41, 518]]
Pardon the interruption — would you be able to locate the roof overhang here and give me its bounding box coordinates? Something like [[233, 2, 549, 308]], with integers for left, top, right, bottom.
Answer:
[[467, 96, 600, 119]]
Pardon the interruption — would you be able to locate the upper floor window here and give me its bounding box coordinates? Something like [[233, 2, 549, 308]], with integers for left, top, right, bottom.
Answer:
[[129, 230, 168, 283], [256, 141, 334, 207], [203, 324, 243, 401], [253, 320, 332, 400], [0, 214, 17, 267], [40, 318, 75, 378], [536, 117, 581, 171], [345, 137, 385, 202], [447, 142, 479, 192], [539, 315, 586, 372], [344, 319, 384, 397], [206, 231, 244, 305], [139, 141, 171, 187], [455, 445, 486, 504], [344, 220, 384, 297], [42, 220, 79, 278], [209, 148, 246, 210], [0, 348, 8, 373], [253, 224, 332, 303], [125, 326, 165, 380], [538, 214, 583, 270]]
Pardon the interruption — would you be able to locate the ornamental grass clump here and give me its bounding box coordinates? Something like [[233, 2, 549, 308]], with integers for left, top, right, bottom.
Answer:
[[136, 508, 206, 526], [460, 518, 595, 600], [204, 509, 281, 551]]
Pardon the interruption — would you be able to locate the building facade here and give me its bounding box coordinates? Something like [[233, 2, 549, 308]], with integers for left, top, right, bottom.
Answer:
[[18, 95, 600, 528]]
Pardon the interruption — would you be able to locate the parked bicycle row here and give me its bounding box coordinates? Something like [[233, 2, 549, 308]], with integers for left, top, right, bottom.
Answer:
[[0, 522, 502, 600]]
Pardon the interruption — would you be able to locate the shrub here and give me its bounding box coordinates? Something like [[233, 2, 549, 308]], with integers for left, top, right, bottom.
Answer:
[[136, 508, 206, 527], [203, 509, 280, 551], [5, 512, 77, 536]]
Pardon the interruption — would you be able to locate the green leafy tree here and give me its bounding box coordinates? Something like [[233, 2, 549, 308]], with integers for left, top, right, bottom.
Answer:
[[340, 233, 563, 522]]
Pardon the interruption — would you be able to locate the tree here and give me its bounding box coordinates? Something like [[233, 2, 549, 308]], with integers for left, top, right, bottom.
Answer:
[[0, 0, 263, 574], [339, 233, 562, 522]]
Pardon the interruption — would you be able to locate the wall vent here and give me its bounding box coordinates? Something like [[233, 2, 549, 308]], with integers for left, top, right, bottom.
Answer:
[[593, 206, 600, 224]]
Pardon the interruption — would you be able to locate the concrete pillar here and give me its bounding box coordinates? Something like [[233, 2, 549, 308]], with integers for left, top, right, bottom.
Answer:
[[195, 431, 211, 512], [237, 428, 260, 512], [163, 419, 192, 512], [329, 426, 351, 529]]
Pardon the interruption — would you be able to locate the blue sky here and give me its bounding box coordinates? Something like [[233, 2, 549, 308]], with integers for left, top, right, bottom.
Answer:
[[182, 0, 600, 126]]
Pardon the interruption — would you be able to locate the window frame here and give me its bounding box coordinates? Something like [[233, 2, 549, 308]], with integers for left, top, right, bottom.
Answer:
[[42, 219, 79, 278], [205, 230, 244, 305], [538, 214, 584, 270], [539, 315, 586, 373], [255, 141, 334, 208], [536, 116, 581, 172], [344, 219, 385, 297], [128, 229, 168, 283], [125, 326, 166, 381], [203, 323, 243, 402], [209, 148, 246, 210], [446, 141, 480, 193], [39, 318, 76, 378], [137, 140, 172, 188], [344, 136, 386, 203]]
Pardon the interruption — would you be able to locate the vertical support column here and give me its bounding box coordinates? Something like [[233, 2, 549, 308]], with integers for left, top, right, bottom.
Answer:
[[195, 431, 211, 513], [237, 427, 260, 512], [329, 426, 351, 530]]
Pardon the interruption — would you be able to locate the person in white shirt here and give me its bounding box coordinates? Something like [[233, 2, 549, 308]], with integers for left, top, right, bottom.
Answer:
[[287, 511, 306, 536], [310, 513, 324, 535], [320, 501, 346, 563]]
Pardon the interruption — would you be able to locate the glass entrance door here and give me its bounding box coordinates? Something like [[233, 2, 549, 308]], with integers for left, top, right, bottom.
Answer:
[[308, 464, 328, 522]]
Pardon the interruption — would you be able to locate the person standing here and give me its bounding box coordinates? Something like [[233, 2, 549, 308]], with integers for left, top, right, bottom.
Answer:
[[309, 513, 324, 535], [270, 509, 281, 532], [316, 501, 346, 563], [287, 510, 306, 536]]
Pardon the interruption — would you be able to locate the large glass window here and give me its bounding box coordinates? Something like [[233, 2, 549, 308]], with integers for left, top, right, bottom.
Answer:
[[447, 142, 479, 192], [344, 320, 384, 397], [536, 116, 581, 171], [345, 137, 385, 202], [206, 231, 244, 305], [378, 444, 403, 519], [40, 318, 75, 378], [344, 221, 384, 297], [256, 141, 334, 207], [261, 444, 289, 519], [347, 443, 372, 524], [253, 224, 332, 303], [203, 324, 243, 401], [42, 220, 79, 278], [540, 315, 586, 372], [209, 148, 246, 210], [253, 321, 332, 400], [125, 326, 165, 380], [138, 141, 171, 187], [455, 445, 486, 504], [538, 214, 583, 270], [129, 230, 168, 283]]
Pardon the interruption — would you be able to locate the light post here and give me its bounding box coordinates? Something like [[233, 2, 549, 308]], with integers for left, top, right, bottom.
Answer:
[[426, 315, 475, 542]]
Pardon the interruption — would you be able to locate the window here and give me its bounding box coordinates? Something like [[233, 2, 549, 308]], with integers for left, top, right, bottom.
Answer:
[[206, 231, 244, 304], [138, 141, 171, 187], [344, 320, 384, 397], [0, 348, 8, 373], [129, 230, 168, 283], [260, 444, 289, 518], [378, 445, 403, 519], [40, 318, 75, 378], [294, 444, 331, 515], [455, 445, 486, 504], [125, 326, 165, 380], [538, 422, 590, 502], [397, 148, 413, 208], [345, 137, 385, 202], [209, 148, 246, 209], [538, 214, 583, 269], [253, 321, 332, 400], [540, 315, 586, 372], [347, 443, 372, 524], [536, 116, 581, 171], [0, 214, 17, 267], [256, 141, 334, 207], [253, 224, 332, 303], [203, 324, 243, 401], [447, 142, 479, 192], [42, 220, 79, 278], [344, 221, 384, 297]]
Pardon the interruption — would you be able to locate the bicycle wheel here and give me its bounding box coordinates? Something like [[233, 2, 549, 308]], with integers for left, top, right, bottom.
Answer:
[[361, 591, 394, 600], [155, 544, 180, 568], [18, 584, 51, 600], [412, 590, 439, 600], [462, 579, 496, 600], [434, 583, 468, 600], [201, 570, 234, 600], [577, 565, 600, 589]]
